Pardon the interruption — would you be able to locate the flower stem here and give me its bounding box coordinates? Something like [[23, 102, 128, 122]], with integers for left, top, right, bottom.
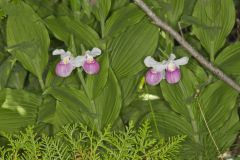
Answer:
[[77, 69, 91, 99], [38, 77, 45, 91], [77, 68, 97, 128], [144, 83, 161, 139]]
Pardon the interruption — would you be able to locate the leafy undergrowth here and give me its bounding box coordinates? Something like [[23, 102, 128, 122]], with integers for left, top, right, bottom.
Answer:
[[0, 121, 185, 160]]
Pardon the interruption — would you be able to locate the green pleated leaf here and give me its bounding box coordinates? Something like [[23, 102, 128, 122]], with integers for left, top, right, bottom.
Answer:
[[0, 89, 42, 132], [6, 1, 49, 79], [86, 53, 109, 99], [45, 16, 102, 49], [94, 68, 122, 129], [108, 18, 159, 78], [159, 67, 239, 158], [160, 67, 198, 118], [111, 0, 129, 11], [92, 0, 111, 22], [120, 76, 139, 107], [44, 87, 91, 117], [7, 63, 27, 89], [0, 56, 16, 89], [192, 0, 235, 58], [199, 81, 238, 132], [43, 101, 86, 133], [104, 4, 145, 38], [197, 81, 239, 158], [144, 0, 184, 27], [215, 42, 240, 75], [153, 109, 193, 137], [165, 0, 185, 26]]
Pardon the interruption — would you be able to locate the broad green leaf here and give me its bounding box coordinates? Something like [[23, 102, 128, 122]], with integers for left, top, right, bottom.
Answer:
[[92, 0, 111, 22], [182, 0, 196, 16], [160, 67, 198, 118], [192, 0, 235, 59], [197, 81, 239, 158], [7, 63, 27, 89], [25, 73, 41, 92], [144, 0, 184, 27], [43, 101, 86, 133], [24, 0, 56, 18], [111, 0, 129, 11], [0, 56, 16, 89], [86, 53, 109, 99], [165, 0, 184, 26], [0, 89, 41, 132], [45, 16, 102, 50], [94, 69, 122, 129], [104, 4, 145, 38], [160, 68, 203, 158], [121, 99, 170, 126], [6, 1, 49, 79], [152, 108, 193, 137], [215, 42, 240, 75], [80, 0, 92, 18], [44, 87, 91, 117], [159, 67, 239, 159], [108, 18, 159, 78], [199, 81, 238, 132], [38, 96, 56, 123], [70, 0, 81, 19], [120, 76, 139, 107], [174, 46, 208, 83]]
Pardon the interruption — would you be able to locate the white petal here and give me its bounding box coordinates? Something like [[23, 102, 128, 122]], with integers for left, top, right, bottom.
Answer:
[[144, 56, 166, 71], [52, 49, 65, 55], [144, 56, 157, 67], [168, 53, 176, 61], [174, 57, 189, 66], [70, 56, 85, 67], [60, 51, 72, 60], [87, 47, 101, 57]]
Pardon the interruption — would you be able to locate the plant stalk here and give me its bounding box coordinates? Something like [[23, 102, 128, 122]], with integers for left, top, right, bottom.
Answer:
[[38, 77, 45, 91]]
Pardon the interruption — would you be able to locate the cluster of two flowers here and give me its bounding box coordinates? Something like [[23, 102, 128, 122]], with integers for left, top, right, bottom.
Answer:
[[144, 54, 189, 85], [53, 48, 189, 85]]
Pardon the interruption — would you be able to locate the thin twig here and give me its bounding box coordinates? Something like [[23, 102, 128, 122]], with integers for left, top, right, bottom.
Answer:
[[134, 0, 240, 93]]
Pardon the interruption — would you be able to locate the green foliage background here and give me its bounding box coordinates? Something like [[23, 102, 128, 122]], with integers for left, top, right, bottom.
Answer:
[[0, 0, 239, 159]]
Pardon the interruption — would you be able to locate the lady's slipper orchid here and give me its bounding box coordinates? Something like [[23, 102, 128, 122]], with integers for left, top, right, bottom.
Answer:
[[52, 48, 102, 77], [52, 49, 79, 77], [144, 56, 166, 86], [75, 48, 101, 75], [165, 54, 189, 84]]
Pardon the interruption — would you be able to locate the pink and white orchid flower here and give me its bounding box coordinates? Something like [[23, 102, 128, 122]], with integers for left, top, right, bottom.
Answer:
[[52, 47, 102, 77], [165, 54, 189, 84], [144, 56, 166, 86]]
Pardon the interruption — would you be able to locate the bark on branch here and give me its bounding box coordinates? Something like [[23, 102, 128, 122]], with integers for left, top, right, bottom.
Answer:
[[134, 0, 240, 93]]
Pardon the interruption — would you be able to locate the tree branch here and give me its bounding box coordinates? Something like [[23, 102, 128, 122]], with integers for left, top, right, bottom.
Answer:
[[134, 0, 240, 93]]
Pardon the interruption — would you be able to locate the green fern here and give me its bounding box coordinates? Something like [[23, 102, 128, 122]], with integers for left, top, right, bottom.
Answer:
[[0, 121, 185, 160]]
